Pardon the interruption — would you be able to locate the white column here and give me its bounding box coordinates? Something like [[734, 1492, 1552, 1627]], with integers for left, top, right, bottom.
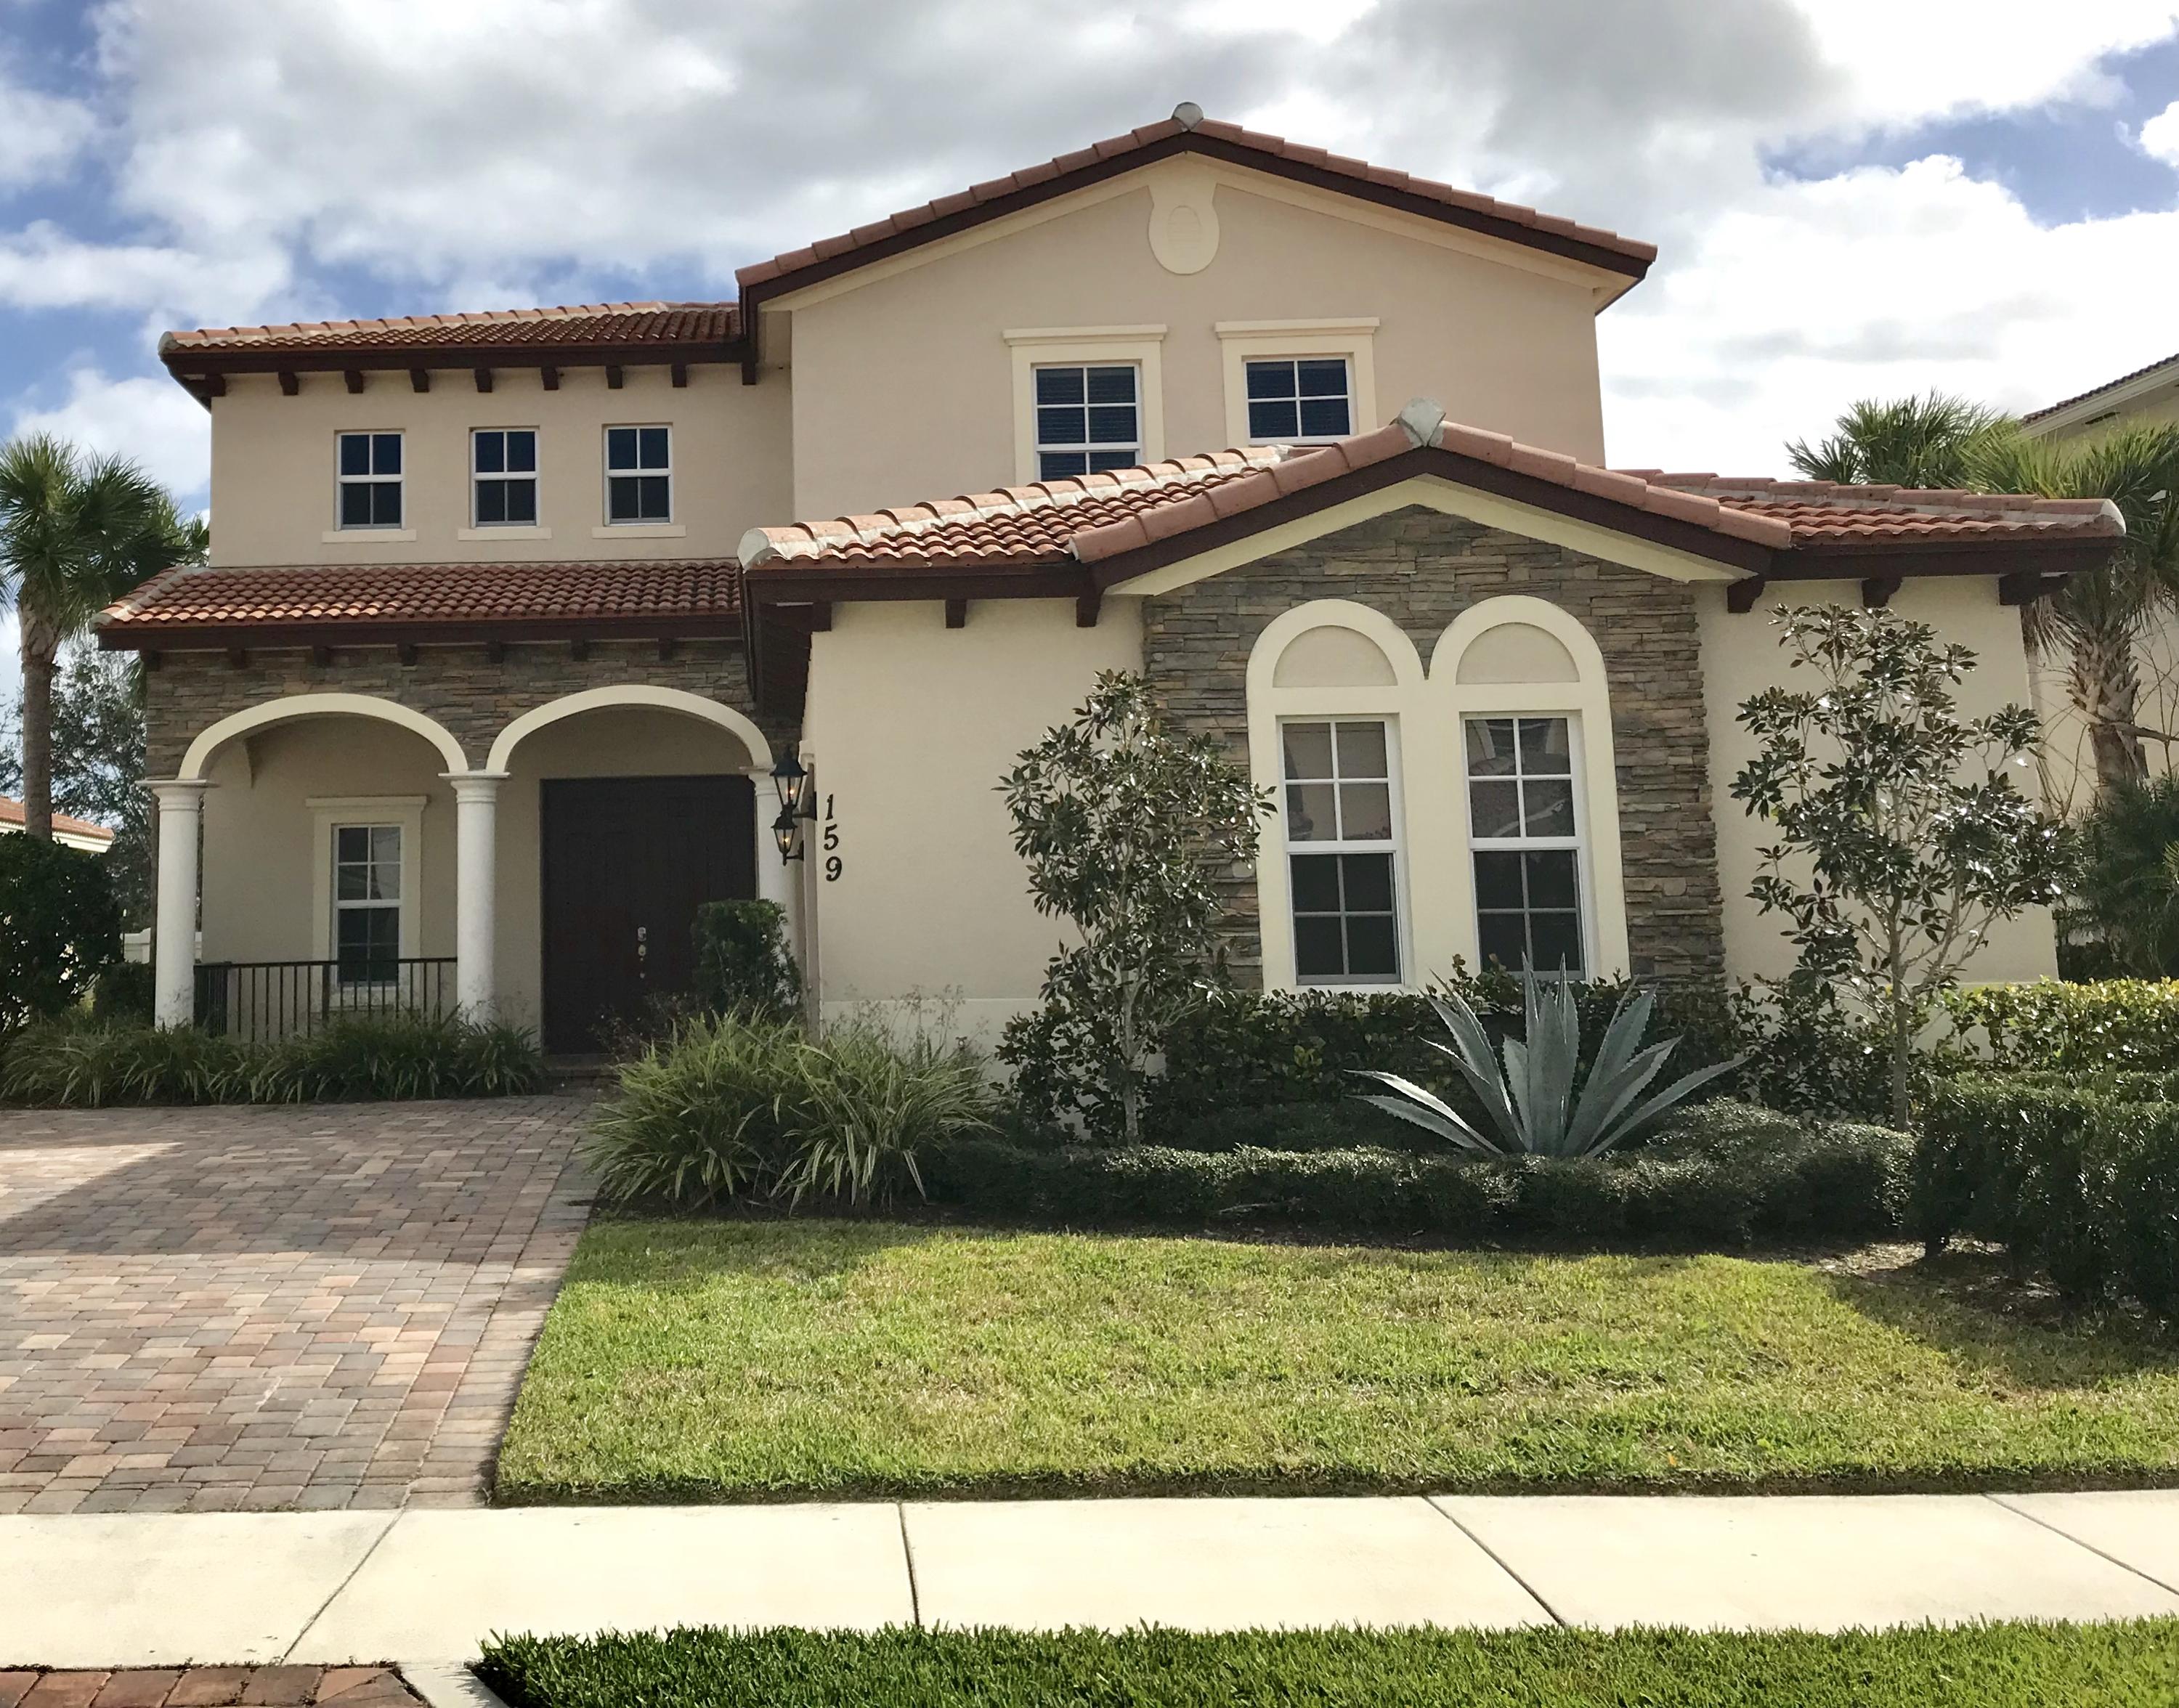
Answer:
[[445, 771, 508, 1019], [150, 779, 211, 1028]]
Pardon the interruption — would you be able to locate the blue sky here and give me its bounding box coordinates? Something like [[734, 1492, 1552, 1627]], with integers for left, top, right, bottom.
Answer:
[[0, 0, 2175, 658]]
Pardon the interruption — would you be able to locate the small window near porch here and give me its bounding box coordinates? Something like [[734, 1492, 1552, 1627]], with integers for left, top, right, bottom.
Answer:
[[1283, 717, 1401, 983], [1466, 715, 1585, 975], [333, 824, 402, 985]]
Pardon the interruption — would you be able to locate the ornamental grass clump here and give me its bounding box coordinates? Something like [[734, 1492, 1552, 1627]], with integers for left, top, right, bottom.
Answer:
[[1355, 979, 1742, 1158]]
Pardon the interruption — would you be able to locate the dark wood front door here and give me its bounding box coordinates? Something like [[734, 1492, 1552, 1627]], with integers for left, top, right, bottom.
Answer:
[[540, 774, 755, 1053]]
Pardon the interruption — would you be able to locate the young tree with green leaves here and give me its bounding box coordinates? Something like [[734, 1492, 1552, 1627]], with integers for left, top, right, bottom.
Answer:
[[1732, 606, 2069, 1127], [1785, 393, 2012, 489], [0, 434, 203, 840], [999, 671, 1270, 1142], [1, 648, 152, 921]]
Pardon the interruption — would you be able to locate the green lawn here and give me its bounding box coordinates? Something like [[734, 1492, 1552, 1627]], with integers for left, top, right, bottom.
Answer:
[[495, 1219, 2179, 1502], [478, 1624, 2179, 1708]]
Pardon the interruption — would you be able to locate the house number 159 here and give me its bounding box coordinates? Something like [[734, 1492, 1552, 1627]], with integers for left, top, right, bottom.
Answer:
[[821, 794, 842, 882]]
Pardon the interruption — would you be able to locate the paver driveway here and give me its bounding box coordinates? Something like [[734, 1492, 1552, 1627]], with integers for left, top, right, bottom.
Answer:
[[0, 1097, 592, 1514]]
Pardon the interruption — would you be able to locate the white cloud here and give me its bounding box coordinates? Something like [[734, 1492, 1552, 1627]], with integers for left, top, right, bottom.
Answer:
[[0, 221, 290, 324], [10, 366, 210, 500], [1602, 155, 2179, 471], [2142, 97, 2179, 168], [0, 64, 94, 190]]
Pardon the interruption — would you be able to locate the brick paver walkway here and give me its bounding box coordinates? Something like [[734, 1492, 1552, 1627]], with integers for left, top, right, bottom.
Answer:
[[0, 1097, 592, 1515], [0, 1667, 417, 1707]]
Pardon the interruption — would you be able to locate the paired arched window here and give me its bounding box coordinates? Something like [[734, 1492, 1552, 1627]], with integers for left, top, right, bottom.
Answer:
[[1244, 596, 1629, 990]]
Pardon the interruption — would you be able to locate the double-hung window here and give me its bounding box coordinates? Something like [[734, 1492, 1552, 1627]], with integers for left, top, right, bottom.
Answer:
[[472, 429, 538, 526], [1034, 365, 1139, 479], [332, 824, 402, 986], [336, 432, 402, 529], [1282, 719, 1401, 983], [1466, 716, 1586, 975], [605, 426, 671, 523], [1244, 357, 1352, 442]]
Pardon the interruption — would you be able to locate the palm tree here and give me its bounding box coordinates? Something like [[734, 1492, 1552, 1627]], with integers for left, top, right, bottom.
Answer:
[[1969, 423, 2179, 797], [0, 435, 202, 839], [1785, 393, 2013, 488]]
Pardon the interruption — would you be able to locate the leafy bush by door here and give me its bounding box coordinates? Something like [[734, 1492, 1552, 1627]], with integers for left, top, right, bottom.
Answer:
[[0, 833, 119, 1037]]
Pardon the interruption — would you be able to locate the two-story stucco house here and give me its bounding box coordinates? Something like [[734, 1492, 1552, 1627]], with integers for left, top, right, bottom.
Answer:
[[100, 108, 2122, 1051]]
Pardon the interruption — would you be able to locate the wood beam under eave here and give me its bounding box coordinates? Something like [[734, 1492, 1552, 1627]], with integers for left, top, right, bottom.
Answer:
[[670, 362, 689, 389], [944, 598, 967, 629], [410, 369, 431, 393], [808, 602, 832, 633], [657, 636, 678, 662], [540, 366, 559, 391], [141, 650, 162, 672], [474, 367, 493, 394], [1726, 575, 1768, 615], [226, 646, 249, 670], [483, 638, 506, 664], [605, 365, 624, 390], [343, 370, 365, 394], [1076, 590, 1102, 628], [192, 375, 226, 400], [1861, 574, 1903, 609], [2000, 570, 2064, 608], [396, 643, 419, 667], [277, 370, 299, 396], [309, 644, 333, 667], [569, 638, 591, 661]]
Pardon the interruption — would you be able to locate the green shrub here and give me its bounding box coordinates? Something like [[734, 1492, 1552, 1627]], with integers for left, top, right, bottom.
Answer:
[[585, 1012, 994, 1210], [1944, 980, 2179, 1072], [0, 834, 121, 1036], [1915, 1076, 2179, 1319], [920, 1102, 1907, 1249], [691, 899, 800, 1022], [1151, 1099, 1424, 1153], [0, 1011, 545, 1107], [92, 959, 155, 1025]]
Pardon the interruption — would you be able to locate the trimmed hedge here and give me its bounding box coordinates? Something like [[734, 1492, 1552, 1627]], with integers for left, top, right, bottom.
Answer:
[[921, 1102, 1908, 1248], [1944, 980, 2179, 1072], [0, 1011, 547, 1107], [1917, 1077, 2179, 1322]]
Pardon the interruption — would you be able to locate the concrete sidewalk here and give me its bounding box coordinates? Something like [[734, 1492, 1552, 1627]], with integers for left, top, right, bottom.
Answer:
[[5, 1491, 2178, 1666]]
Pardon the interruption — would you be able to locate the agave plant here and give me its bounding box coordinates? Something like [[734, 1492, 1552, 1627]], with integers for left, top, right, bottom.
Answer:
[[1355, 978, 1745, 1158]]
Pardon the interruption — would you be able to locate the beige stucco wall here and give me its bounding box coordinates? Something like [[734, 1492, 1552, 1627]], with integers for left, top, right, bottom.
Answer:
[[1697, 577, 2060, 985], [800, 597, 1144, 1038], [195, 704, 758, 1033], [780, 161, 1611, 522], [198, 717, 458, 965], [206, 363, 790, 568]]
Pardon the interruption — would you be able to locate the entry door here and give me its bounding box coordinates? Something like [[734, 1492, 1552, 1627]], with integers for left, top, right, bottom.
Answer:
[[540, 775, 755, 1053]]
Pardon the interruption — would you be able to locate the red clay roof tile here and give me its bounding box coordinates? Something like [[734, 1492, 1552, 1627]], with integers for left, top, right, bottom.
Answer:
[[161, 302, 738, 359], [0, 796, 114, 842]]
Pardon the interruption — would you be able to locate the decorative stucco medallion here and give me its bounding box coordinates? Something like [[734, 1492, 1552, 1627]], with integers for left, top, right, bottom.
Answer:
[[1148, 168, 1220, 275]]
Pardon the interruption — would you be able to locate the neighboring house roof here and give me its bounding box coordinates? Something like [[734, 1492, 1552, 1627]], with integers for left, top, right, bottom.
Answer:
[[97, 558, 743, 648], [0, 795, 115, 846], [2021, 350, 2179, 434], [161, 108, 1655, 396], [742, 402, 2124, 594]]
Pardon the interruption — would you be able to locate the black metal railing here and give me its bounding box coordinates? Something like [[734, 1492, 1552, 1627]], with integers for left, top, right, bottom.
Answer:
[[193, 959, 458, 1043]]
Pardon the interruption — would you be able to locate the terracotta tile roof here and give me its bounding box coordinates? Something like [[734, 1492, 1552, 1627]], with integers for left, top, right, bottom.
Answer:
[[743, 404, 2125, 582], [737, 113, 1655, 293], [0, 796, 113, 843], [2021, 351, 2179, 424], [97, 558, 742, 639], [161, 301, 738, 359]]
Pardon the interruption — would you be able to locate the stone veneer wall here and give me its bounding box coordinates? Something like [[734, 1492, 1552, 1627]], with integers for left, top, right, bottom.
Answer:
[[142, 638, 794, 778], [1141, 505, 1726, 985]]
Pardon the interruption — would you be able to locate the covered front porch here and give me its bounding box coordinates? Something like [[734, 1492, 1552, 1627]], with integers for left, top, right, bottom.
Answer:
[[146, 681, 800, 1049]]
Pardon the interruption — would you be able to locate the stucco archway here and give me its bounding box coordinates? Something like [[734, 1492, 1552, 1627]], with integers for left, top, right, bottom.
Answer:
[[177, 692, 468, 781], [485, 684, 774, 774]]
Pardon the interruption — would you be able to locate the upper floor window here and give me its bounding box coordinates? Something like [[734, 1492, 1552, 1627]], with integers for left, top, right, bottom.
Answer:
[[605, 426, 671, 523], [1466, 715, 1585, 976], [1282, 717, 1401, 984], [472, 429, 538, 526], [336, 432, 402, 529], [1034, 365, 1139, 480], [1246, 357, 1352, 442]]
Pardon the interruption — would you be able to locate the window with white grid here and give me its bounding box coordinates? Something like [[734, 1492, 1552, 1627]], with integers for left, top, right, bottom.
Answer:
[[1244, 357, 1353, 442], [1464, 715, 1586, 975], [335, 432, 402, 529], [1034, 364, 1140, 479], [1281, 718, 1401, 983], [472, 428, 538, 526], [332, 824, 402, 986]]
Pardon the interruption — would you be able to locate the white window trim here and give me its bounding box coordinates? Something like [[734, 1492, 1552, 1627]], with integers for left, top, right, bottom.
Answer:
[[1459, 712, 1594, 977], [308, 796, 425, 977], [602, 423, 673, 525], [1215, 320, 1379, 447], [1278, 715, 1411, 989], [1243, 595, 1630, 993], [1004, 326, 1165, 484], [471, 427, 540, 530], [333, 431, 405, 532]]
